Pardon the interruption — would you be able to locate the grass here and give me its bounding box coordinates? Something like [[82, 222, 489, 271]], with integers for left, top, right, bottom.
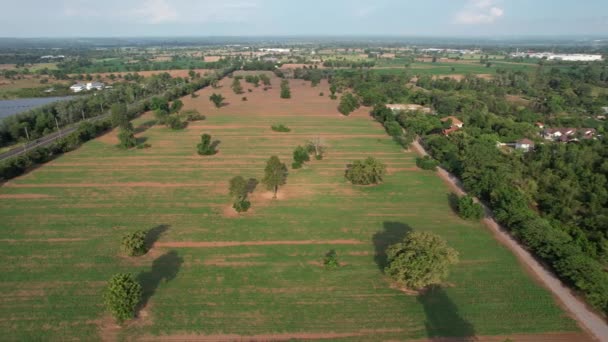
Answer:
[[0, 77, 581, 340], [371, 61, 540, 76]]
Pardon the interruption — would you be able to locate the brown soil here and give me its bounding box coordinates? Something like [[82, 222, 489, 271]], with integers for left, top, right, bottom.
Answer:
[[137, 328, 406, 341], [154, 240, 364, 248], [0, 194, 53, 199]]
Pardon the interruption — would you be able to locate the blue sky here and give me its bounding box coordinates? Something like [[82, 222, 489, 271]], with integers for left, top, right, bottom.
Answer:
[[1, 0, 607, 37]]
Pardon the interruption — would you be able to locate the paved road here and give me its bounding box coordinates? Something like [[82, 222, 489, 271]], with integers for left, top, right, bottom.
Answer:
[[411, 139, 608, 342]]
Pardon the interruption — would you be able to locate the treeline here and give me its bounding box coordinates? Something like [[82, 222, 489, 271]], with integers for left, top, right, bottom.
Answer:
[[56, 57, 233, 74], [322, 60, 376, 68], [0, 66, 236, 181], [0, 71, 215, 147]]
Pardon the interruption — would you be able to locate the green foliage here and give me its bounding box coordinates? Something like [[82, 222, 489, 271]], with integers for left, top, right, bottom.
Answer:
[[121, 230, 147, 256], [180, 109, 205, 122], [345, 157, 386, 185], [117, 123, 137, 149], [233, 199, 251, 213], [323, 250, 340, 269], [280, 79, 291, 99], [292, 146, 310, 169], [197, 134, 217, 156], [228, 176, 256, 212], [416, 156, 439, 170], [456, 195, 485, 220], [305, 138, 326, 160], [150, 97, 169, 112], [104, 273, 142, 323], [170, 99, 183, 114], [209, 93, 225, 108], [258, 74, 271, 86], [385, 232, 459, 290], [154, 109, 169, 125], [262, 156, 288, 198], [110, 103, 129, 128], [338, 93, 360, 115], [271, 124, 291, 132], [231, 78, 244, 94], [244, 75, 260, 86], [165, 115, 185, 130]]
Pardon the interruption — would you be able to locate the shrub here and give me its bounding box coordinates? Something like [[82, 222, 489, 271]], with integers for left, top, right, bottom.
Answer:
[[384, 121, 402, 137], [280, 79, 291, 99], [209, 93, 225, 108], [456, 195, 484, 220], [166, 115, 185, 130], [329, 94, 337, 100], [233, 200, 251, 213], [323, 250, 340, 269], [338, 93, 360, 115], [104, 273, 142, 323], [271, 124, 291, 132], [242, 96, 248, 101], [292, 145, 310, 169], [121, 230, 147, 256], [416, 156, 439, 170], [197, 134, 217, 155], [385, 232, 459, 289], [319, 92, 324, 96], [345, 157, 386, 185], [118, 124, 137, 149], [181, 109, 205, 122]]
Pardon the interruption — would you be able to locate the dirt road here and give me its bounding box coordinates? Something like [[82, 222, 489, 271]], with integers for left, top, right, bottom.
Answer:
[[411, 140, 608, 342]]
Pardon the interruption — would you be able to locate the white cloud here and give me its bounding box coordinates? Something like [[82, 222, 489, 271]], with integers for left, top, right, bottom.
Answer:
[[454, 0, 504, 24], [132, 0, 179, 24]]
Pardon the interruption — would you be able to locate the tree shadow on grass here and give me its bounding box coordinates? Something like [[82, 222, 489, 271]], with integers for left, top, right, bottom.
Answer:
[[372, 221, 412, 270], [137, 250, 183, 310], [417, 285, 476, 340], [447, 193, 460, 214], [210, 140, 221, 153], [246, 178, 259, 194], [134, 120, 157, 134], [144, 224, 169, 251]]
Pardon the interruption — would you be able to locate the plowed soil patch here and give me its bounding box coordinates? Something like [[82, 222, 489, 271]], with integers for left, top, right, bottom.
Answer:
[[0, 194, 53, 199], [138, 328, 405, 341], [154, 240, 364, 248]]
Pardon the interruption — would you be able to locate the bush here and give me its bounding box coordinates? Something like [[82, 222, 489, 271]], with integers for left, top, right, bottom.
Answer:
[[319, 92, 324, 96], [121, 230, 147, 256], [233, 199, 251, 213], [292, 145, 310, 168], [345, 157, 386, 185], [117, 124, 137, 149], [271, 124, 291, 132], [104, 273, 142, 323], [416, 156, 439, 170], [323, 250, 340, 269], [181, 109, 205, 122], [166, 115, 185, 130], [385, 232, 459, 289], [456, 195, 484, 220], [338, 93, 360, 115], [280, 79, 291, 99], [242, 96, 248, 101], [197, 134, 217, 155], [329, 94, 337, 100], [384, 121, 402, 137]]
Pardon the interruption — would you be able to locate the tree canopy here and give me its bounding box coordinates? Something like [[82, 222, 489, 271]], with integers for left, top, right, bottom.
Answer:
[[345, 157, 386, 185], [262, 156, 288, 199]]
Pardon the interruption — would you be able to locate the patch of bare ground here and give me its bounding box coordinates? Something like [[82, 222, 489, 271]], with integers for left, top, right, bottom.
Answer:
[[0, 238, 88, 243], [137, 328, 406, 341], [154, 240, 364, 248], [0, 194, 53, 199], [97, 315, 121, 342], [409, 332, 591, 342]]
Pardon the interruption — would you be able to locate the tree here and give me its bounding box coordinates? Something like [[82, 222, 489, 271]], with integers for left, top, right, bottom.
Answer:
[[306, 137, 326, 160], [292, 145, 310, 169], [181, 109, 205, 122], [165, 115, 184, 130], [457, 195, 485, 220], [262, 156, 288, 199], [121, 230, 147, 256], [323, 249, 340, 269], [385, 231, 459, 290], [229, 176, 252, 212], [338, 93, 360, 115], [150, 97, 169, 112], [231, 78, 244, 94], [154, 109, 169, 125], [170, 99, 183, 114], [209, 93, 225, 108], [280, 79, 291, 99], [259, 73, 271, 86], [118, 123, 136, 149], [345, 157, 386, 185], [110, 103, 129, 128], [197, 134, 217, 155], [104, 273, 142, 323]]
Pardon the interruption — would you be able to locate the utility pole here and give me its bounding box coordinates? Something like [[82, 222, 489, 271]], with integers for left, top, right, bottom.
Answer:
[[55, 117, 62, 137], [23, 126, 30, 152]]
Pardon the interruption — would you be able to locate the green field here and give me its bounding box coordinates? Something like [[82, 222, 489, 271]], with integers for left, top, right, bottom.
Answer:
[[372, 61, 539, 76], [0, 77, 581, 340]]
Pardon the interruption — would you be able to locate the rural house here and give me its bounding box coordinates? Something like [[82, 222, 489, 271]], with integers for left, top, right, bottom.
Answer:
[[70, 82, 105, 93], [441, 116, 464, 135], [542, 128, 596, 142], [515, 138, 535, 151]]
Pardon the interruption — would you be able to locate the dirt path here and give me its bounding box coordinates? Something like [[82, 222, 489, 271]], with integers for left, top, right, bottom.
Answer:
[[154, 240, 364, 248], [411, 140, 608, 342]]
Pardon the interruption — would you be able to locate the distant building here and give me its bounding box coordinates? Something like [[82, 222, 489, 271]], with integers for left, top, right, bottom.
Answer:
[[515, 138, 535, 152], [441, 116, 463, 128], [510, 52, 603, 62], [441, 116, 464, 135], [543, 128, 596, 142], [70, 82, 105, 93], [386, 104, 434, 114]]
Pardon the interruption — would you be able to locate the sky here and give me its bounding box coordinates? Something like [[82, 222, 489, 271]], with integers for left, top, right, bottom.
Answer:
[[1, 0, 608, 37]]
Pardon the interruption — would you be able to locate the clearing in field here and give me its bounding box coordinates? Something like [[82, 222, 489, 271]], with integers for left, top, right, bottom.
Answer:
[[0, 75, 589, 341]]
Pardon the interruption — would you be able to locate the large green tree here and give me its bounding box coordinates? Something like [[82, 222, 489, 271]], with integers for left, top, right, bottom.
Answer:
[[262, 156, 288, 199], [104, 273, 142, 323], [385, 231, 459, 290], [345, 157, 386, 185]]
